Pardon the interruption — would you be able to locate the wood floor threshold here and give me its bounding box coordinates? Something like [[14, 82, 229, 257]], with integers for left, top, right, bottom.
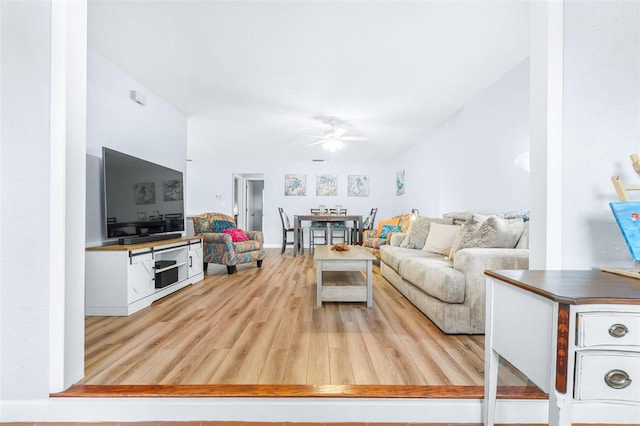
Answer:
[[54, 384, 546, 399]]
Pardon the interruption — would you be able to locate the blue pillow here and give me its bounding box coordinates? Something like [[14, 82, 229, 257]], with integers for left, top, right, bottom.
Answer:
[[212, 220, 236, 233], [379, 224, 402, 239]]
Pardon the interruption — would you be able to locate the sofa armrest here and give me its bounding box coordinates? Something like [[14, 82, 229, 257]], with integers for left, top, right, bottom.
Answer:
[[201, 232, 234, 250], [363, 229, 377, 239], [389, 232, 406, 247], [453, 248, 529, 333], [453, 248, 529, 274], [245, 230, 264, 243]]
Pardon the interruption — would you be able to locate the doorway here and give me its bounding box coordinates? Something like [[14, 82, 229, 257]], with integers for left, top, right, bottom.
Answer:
[[232, 173, 264, 231]]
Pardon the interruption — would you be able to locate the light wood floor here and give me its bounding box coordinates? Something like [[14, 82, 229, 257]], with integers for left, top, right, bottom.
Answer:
[[80, 248, 532, 389]]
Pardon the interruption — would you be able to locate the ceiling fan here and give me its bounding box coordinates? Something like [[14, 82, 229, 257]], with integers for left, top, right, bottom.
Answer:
[[306, 120, 368, 153]]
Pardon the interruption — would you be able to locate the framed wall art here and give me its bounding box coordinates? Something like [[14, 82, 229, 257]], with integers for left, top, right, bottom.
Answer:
[[396, 170, 405, 196], [316, 174, 337, 196], [284, 174, 306, 196], [348, 175, 369, 197]]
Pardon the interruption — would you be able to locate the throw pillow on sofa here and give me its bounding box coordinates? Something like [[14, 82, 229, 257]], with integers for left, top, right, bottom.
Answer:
[[422, 222, 462, 255], [379, 224, 402, 239], [212, 219, 236, 233], [445, 212, 488, 256], [376, 218, 400, 237], [459, 215, 524, 250], [223, 228, 249, 242], [400, 216, 454, 249]]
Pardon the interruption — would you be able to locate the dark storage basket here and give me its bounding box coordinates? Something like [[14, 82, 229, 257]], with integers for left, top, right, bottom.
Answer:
[[155, 260, 178, 288]]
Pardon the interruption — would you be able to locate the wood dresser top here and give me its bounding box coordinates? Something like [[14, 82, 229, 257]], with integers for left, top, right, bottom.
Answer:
[[86, 236, 202, 252], [485, 270, 640, 305]]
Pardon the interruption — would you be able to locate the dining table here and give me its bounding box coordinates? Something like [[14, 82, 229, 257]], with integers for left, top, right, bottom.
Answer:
[[293, 213, 364, 256]]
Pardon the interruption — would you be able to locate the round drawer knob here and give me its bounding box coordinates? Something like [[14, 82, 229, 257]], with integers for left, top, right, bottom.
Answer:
[[608, 323, 629, 338], [604, 369, 632, 389]]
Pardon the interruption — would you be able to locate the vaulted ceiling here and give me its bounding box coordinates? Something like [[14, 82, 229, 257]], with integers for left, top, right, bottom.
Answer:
[[88, 1, 530, 163]]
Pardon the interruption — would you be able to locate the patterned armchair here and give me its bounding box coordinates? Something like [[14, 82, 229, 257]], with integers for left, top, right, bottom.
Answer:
[[362, 213, 413, 259], [192, 212, 265, 274]]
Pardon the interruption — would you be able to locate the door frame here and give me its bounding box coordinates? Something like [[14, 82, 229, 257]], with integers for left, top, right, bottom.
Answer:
[[232, 173, 264, 230]]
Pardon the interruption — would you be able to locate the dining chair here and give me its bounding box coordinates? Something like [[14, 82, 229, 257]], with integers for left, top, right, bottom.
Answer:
[[329, 208, 350, 244], [278, 207, 303, 255], [309, 208, 329, 250], [352, 207, 377, 244]]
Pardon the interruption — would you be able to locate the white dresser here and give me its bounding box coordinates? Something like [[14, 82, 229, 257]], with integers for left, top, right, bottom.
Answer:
[[484, 270, 640, 426]]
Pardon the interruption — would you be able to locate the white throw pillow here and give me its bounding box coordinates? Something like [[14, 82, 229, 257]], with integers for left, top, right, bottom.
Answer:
[[422, 223, 462, 255], [400, 216, 453, 249]]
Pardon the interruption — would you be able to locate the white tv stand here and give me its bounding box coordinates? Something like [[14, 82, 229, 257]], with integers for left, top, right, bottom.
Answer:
[[85, 236, 204, 316]]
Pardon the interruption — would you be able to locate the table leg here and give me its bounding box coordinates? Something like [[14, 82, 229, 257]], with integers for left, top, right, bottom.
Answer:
[[316, 260, 322, 308], [484, 348, 499, 426], [483, 281, 498, 426], [294, 217, 300, 256]]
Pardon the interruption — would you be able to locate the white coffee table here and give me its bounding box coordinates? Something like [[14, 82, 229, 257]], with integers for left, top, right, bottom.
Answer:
[[313, 245, 376, 307]]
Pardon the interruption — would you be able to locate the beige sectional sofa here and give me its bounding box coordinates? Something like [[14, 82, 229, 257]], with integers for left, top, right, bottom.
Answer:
[[379, 212, 529, 334]]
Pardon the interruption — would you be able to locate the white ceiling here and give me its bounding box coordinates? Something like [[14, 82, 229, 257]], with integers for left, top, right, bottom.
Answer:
[[88, 1, 530, 163]]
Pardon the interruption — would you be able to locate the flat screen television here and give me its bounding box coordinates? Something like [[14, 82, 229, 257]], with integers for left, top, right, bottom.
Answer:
[[102, 147, 185, 242]]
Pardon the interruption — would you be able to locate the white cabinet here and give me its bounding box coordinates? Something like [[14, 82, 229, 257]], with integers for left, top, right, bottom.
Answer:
[[187, 239, 203, 278], [484, 270, 640, 426], [85, 237, 204, 316]]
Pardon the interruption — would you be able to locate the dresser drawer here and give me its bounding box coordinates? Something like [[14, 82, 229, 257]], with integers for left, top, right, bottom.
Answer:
[[577, 312, 640, 347], [574, 351, 640, 402]]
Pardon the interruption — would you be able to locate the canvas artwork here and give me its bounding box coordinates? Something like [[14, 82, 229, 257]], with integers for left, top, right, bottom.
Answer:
[[134, 182, 155, 204], [348, 175, 369, 197], [610, 202, 640, 261], [316, 174, 338, 196], [285, 174, 306, 196], [396, 170, 405, 196], [163, 179, 183, 201]]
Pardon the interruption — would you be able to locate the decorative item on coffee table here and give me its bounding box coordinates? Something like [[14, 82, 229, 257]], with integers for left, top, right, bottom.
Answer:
[[331, 242, 350, 251]]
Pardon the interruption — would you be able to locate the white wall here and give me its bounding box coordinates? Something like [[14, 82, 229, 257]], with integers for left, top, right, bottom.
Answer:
[[1, 0, 53, 400], [85, 49, 188, 245], [560, 0, 640, 269], [1, 0, 87, 400], [186, 59, 530, 249], [186, 154, 394, 246], [392, 59, 530, 217]]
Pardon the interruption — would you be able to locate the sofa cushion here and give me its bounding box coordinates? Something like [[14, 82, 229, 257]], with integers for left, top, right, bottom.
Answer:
[[462, 215, 525, 249], [515, 221, 529, 249], [447, 213, 489, 257], [422, 223, 462, 255], [398, 256, 465, 304], [379, 245, 433, 272], [400, 216, 453, 249], [443, 211, 487, 226], [212, 219, 236, 233], [376, 217, 400, 237], [379, 224, 402, 238], [363, 237, 389, 250], [223, 228, 249, 242]]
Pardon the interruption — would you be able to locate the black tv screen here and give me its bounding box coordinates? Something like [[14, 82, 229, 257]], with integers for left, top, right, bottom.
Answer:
[[102, 147, 185, 240]]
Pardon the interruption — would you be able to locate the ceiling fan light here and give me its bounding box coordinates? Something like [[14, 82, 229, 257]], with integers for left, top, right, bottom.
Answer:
[[334, 127, 347, 138], [322, 139, 343, 153]]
